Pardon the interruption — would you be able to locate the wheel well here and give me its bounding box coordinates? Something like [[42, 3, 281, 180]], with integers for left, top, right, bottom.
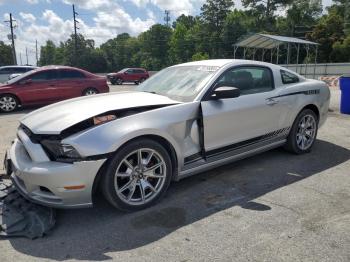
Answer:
[[302, 104, 319, 120], [91, 134, 179, 200], [0, 93, 21, 105]]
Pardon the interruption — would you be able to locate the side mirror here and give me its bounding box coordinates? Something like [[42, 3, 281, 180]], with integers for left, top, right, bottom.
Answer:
[[124, 72, 128, 75], [211, 86, 240, 100]]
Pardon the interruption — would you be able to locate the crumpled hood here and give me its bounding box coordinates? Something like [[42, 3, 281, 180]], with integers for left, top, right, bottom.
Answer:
[[21, 91, 179, 134]]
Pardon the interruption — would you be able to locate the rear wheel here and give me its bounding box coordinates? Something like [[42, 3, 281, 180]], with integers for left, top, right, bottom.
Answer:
[[102, 139, 172, 211], [83, 88, 98, 96], [0, 95, 18, 113], [284, 109, 318, 154]]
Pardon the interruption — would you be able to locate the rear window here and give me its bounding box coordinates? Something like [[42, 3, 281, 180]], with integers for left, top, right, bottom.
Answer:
[[281, 70, 299, 84]]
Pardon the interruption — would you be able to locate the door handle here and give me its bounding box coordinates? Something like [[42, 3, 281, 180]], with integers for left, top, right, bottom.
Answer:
[[266, 98, 279, 106]]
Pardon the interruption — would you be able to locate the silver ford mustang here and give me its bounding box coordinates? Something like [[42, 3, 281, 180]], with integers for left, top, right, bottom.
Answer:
[[4, 59, 330, 211]]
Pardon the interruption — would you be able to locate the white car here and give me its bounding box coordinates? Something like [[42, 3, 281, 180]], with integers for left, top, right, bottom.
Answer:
[[0, 66, 37, 83], [5, 59, 330, 211]]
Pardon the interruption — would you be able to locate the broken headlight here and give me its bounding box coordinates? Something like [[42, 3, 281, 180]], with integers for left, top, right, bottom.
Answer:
[[41, 140, 81, 162]]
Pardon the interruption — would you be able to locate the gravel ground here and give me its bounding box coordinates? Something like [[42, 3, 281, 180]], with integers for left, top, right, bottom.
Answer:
[[0, 85, 349, 262]]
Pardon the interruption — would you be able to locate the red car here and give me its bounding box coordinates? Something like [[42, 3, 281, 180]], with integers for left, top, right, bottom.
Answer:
[[107, 68, 149, 85], [0, 66, 109, 113]]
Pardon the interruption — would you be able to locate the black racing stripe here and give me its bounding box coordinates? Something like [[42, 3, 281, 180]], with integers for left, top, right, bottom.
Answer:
[[184, 127, 291, 165], [270, 89, 320, 99]]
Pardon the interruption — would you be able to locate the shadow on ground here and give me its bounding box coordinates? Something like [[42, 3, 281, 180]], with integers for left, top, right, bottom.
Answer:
[[4, 139, 350, 260]]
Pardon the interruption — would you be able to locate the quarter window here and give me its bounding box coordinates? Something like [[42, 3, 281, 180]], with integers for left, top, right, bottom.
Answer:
[[281, 70, 299, 84], [217, 66, 274, 95], [59, 70, 85, 79]]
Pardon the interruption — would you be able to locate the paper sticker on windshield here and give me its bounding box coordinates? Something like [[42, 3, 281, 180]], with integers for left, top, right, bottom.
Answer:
[[196, 66, 219, 72]]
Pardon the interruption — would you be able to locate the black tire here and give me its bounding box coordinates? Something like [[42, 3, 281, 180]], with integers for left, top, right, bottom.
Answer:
[[83, 88, 98, 96], [116, 78, 123, 85], [284, 109, 318, 154], [110, 78, 117, 85], [101, 138, 172, 211], [139, 77, 146, 83], [0, 94, 19, 113]]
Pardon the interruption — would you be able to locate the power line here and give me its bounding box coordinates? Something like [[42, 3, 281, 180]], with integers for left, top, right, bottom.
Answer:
[[4, 13, 17, 65]]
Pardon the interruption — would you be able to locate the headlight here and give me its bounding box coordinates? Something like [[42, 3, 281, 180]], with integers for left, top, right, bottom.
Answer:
[[41, 140, 81, 162]]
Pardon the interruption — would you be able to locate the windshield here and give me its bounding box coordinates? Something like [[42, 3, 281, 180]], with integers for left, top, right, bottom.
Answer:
[[136, 65, 218, 102], [6, 69, 38, 84], [118, 68, 128, 73]]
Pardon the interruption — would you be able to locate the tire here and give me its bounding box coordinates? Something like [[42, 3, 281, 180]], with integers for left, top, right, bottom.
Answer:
[[284, 109, 318, 154], [139, 77, 146, 83], [101, 138, 172, 211], [116, 78, 123, 85], [110, 78, 117, 85], [0, 94, 19, 113], [83, 88, 98, 96]]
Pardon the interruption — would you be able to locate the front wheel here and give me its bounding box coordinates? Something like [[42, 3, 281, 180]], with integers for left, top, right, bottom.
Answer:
[[284, 109, 318, 154], [0, 95, 19, 113], [101, 139, 172, 211]]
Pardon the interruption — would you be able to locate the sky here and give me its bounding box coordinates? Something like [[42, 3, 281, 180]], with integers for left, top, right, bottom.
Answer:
[[0, 0, 334, 65]]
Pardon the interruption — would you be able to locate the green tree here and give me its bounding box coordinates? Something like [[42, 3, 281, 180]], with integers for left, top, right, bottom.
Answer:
[[169, 23, 195, 63], [172, 15, 196, 29], [138, 24, 173, 70], [242, 0, 292, 28], [192, 52, 209, 61], [200, 0, 235, 58], [38, 40, 56, 66], [307, 10, 345, 62], [221, 10, 256, 57], [0, 41, 14, 66]]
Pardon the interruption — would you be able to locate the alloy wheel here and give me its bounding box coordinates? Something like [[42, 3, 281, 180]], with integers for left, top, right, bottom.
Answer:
[[114, 148, 166, 206], [296, 114, 317, 150], [0, 96, 17, 112]]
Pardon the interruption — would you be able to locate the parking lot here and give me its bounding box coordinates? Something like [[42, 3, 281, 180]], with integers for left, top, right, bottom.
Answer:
[[0, 85, 349, 261]]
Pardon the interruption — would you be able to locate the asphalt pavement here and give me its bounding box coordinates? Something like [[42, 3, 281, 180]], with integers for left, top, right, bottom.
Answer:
[[0, 84, 349, 262]]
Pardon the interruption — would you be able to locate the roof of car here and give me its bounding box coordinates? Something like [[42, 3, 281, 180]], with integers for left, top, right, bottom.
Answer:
[[175, 59, 281, 68], [0, 65, 37, 69]]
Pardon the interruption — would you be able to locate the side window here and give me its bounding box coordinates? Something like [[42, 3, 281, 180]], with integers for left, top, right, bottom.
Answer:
[[0, 68, 10, 74], [126, 69, 134, 74], [135, 69, 144, 74], [12, 68, 28, 73], [217, 66, 274, 95], [59, 70, 85, 79], [30, 70, 57, 82], [281, 70, 299, 84]]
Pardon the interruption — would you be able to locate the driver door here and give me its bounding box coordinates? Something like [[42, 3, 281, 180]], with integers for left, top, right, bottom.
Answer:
[[201, 66, 289, 152]]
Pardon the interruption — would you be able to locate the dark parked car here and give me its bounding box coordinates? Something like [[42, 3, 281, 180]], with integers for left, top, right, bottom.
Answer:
[[107, 68, 149, 85], [0, 66, 109, 113]]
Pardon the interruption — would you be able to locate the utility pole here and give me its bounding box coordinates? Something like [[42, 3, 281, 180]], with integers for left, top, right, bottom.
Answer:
[[26, 47, 28, 65], [72, 4, 79, 63], [35, 39, 38, 66], [164, 10, 170, 27], [4, 13, 17, 65]]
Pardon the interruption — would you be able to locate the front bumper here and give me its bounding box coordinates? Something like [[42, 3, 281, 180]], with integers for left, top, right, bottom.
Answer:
[[8, 137, 106, 209]]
